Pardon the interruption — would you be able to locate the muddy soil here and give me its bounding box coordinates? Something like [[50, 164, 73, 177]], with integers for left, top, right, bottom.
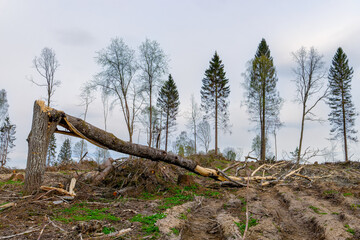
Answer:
[[0, 161, 360, 239]]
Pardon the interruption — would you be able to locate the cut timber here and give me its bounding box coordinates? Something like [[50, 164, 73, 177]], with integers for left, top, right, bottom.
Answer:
[[93, 158, 114, 183], [40, 186, 76, 197], [68, 178, 76, 196], [0, 202, 15, 210], [24, 100, 276, 192]]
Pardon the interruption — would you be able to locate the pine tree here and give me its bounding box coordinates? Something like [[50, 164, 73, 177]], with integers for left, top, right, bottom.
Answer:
[[0, 116, 16, 167], [201, 51, 230, 155], [327, 47, 357, 162], [157, 74, 180, 151], [47, 134, 57, 166], [244, 39, 282, 161], [58, 138, 72, 164]]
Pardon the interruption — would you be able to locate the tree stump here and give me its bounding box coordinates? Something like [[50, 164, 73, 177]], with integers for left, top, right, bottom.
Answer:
[[23, 101, 63, 195]]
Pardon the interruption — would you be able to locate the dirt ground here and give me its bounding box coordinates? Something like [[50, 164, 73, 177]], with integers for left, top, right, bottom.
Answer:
[[0, 159, 360, 240]]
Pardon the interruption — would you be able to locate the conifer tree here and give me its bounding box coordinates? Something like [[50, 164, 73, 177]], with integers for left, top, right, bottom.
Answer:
[[244, 39, 282, 161], [47, 134, 57, 166], [201, 51, 230, 155], [0, 116, 16, 167], [327, 47, 357, 162], [58, 138, 72, 164], [157, 74, 180, 151]]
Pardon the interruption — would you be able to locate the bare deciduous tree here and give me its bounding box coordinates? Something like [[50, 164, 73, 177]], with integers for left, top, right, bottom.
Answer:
[[292, 47, 327, 164], [197, 120, 211, 153], [139, 38, 168, 147], [78, 84, 95, 158], [31, 47, 60, 107], [186, 94, 202, 154], [95, 38, 142, 143]]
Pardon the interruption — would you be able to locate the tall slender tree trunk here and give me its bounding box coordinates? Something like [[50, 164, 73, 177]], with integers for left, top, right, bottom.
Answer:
[[215, 93, 218, 155], [149, 85, 152, 147], [297, 103, 306, 164], [341, 91, 349, 162], [260, 83, 266, 162], [274, 131, 277, 162], [194, 124, 197, 154], [165, 114, 169, 152]]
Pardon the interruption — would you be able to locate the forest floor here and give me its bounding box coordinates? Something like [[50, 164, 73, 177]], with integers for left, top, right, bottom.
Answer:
[[1, 155, 360, 240]]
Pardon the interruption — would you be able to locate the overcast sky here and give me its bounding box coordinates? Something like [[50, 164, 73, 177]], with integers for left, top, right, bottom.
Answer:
[[2, 0, 360, 168]]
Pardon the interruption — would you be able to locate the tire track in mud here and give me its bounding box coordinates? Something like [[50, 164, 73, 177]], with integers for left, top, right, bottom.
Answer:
[[180, 198, 224, 240], [253, 188, 318, 240], [275, 185, 356, 240]]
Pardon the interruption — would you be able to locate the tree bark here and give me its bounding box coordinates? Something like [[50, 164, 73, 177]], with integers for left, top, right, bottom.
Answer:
[[341, 88, 349, 162], [24, 101, 63, 195], [215, 88, 218, 155], [261, 80, 266, 162], [297, 103, 306, 164]]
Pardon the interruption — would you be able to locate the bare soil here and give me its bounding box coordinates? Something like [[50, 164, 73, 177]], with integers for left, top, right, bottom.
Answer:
[[1, 159, 360, 240]]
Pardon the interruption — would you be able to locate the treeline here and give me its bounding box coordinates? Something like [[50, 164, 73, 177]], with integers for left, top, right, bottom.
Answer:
[[2, 37, 357, 167]]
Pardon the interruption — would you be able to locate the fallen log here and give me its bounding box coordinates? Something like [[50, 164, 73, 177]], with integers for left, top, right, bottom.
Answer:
[[24, 100, 275, 193]]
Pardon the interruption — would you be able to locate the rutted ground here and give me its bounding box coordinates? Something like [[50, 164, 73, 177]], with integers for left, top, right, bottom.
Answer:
[[0, 160, 360, 239]]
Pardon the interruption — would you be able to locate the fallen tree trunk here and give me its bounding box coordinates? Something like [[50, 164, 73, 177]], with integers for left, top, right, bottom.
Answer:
[[24, 100, 273, 193]]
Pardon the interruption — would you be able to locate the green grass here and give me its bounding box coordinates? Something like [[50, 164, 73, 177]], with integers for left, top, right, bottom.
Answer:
[[130, 213, 166, 235], [323, 190, 338, 195], [171, 227, 180, 236], [157, 193, 193, 210], [141, 192, 157, 200], [309, 206, 327, 215], [178, 213, 187, 220], [350, 204, 360, 210], [102, 226, 116, 234], [343, 192, 353, 197], [203, 190, 221, 198], [235, 217, 258, 234], [0, 180, 23, 187], [54, 203, 120, 223], [345, 224, 355, 235]]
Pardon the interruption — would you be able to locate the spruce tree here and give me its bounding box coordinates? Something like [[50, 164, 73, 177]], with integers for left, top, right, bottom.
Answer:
[[244, 38, 282, 161], [58, 138, 72, 164], [200, 51, 230, 155], [157, 74, 180, 151], [327, 47, 357, 162], [47, 134, 57, 166]]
